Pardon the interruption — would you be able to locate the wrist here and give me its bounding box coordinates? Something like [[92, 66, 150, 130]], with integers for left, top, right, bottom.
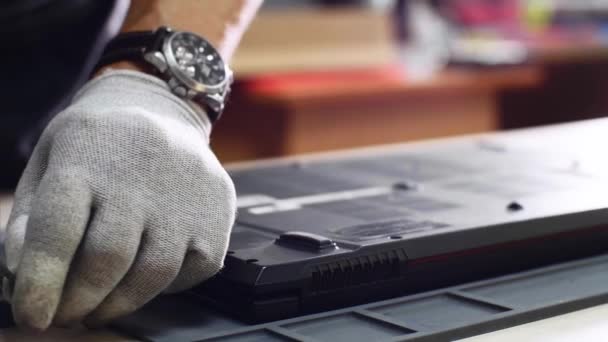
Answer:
[[93, 61, 150, 78], [82, 69, 214, 139], [95, 27, 230, 126]]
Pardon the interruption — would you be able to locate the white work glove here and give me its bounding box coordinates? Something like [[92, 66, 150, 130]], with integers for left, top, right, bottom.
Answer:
[[2, 70, 236, 330]]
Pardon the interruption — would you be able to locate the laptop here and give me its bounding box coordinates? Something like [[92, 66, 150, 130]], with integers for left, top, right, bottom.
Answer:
[[194, 120, 608, 323]]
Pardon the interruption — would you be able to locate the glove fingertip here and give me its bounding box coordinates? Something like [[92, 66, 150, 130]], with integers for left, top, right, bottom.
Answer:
[[3, 214, 28, 272], [83, 295, 137, 329], [11, 292, 54, 332], [11, 250, 72, 331]]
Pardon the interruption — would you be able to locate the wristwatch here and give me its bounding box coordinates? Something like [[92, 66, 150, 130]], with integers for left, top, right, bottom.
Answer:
[[96, 26, 233, 123]]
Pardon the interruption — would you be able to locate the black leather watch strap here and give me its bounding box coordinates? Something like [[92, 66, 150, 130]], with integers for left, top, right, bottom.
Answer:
[[94, 26, 172, 71]]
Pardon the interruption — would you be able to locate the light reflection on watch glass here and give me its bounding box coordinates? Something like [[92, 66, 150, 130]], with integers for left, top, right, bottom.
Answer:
[[170, 32, 226, 86]]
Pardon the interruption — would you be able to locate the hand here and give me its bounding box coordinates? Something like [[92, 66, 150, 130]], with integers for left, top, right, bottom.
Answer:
[[3, 71, 236, 330]]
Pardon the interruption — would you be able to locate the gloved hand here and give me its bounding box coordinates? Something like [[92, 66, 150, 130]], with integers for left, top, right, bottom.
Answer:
[[2, 70, 237, 330]]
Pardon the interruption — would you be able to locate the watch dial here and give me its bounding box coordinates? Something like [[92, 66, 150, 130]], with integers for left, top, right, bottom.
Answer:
[[170, 32, 226, 86]]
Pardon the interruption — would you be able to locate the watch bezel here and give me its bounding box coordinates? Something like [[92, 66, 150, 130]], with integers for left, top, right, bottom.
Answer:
[[163, 31, 231, 94]]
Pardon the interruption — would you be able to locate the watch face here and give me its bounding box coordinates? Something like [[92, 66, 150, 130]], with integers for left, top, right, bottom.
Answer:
[[167, 31, 227, 88]]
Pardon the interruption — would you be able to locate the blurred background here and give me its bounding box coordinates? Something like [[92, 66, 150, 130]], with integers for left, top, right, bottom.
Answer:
[[212, 0, 608, 162]]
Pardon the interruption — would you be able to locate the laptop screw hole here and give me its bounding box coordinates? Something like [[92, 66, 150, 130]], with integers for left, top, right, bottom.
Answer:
[[393, 181, 417, 191], [246, 259, 259, 264], [507, 201, 524, 212]]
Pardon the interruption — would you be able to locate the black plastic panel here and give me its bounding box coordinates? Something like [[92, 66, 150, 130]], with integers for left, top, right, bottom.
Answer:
[[113, 253, 608, 342]]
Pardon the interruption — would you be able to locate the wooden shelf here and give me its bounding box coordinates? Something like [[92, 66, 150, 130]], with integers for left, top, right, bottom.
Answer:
[[236, 66, 543, 106], [212, 66, 543, 162]]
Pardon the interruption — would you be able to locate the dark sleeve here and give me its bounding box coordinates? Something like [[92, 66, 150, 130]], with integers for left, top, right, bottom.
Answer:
[[0, 0, 129, 188]]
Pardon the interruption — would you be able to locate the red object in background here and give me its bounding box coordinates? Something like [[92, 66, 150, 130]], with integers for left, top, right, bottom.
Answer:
[[449, 0, 520, 26], [239, 66, 406, 96]]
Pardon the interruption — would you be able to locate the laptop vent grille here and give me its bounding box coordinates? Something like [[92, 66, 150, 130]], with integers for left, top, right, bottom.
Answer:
[[310, 248, 408, 293]]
